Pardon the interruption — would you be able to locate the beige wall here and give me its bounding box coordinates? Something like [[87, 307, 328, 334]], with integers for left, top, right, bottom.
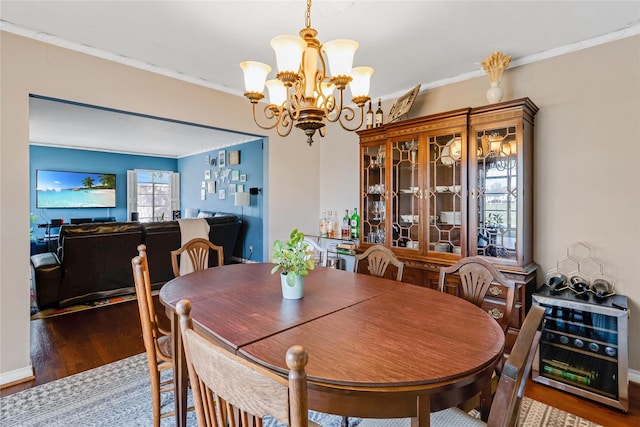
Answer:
[[1, 31, 639, 382], [0, 31, 322, 381]]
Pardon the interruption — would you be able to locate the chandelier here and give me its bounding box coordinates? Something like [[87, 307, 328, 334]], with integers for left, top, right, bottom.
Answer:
[[239, 0, 373, 146]]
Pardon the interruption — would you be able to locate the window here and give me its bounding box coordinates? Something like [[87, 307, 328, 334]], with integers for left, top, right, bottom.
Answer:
[[127, 170, 179, 222]]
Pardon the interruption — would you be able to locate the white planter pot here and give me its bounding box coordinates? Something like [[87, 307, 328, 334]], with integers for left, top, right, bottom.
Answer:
[[281, 273, 304, 300]]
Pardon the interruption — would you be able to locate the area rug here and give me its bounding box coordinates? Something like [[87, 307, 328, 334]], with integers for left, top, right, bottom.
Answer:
[[0, 354, 601, 427], [30, 291, 158, 320]]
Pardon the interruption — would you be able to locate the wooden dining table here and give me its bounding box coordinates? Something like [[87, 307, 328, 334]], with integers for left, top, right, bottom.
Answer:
[[159, 263, 504, 427]]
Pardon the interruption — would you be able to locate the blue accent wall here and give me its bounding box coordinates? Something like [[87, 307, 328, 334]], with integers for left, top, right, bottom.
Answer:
[[177, 139, 264, 262], [30, 145, 177, 238]]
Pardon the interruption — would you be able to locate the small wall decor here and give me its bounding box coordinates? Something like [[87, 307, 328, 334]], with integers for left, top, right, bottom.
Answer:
[[220, 168, 231, 182], [240, 173, 247, 182], [210, 157, 217, 166], [200, 189, 206, 200], [388, 84, 421, 123], [219, 189, 226, 200], [218, 150, 226, 167], [201, 181, 206, 188], [206, 180, 216, 194], [204, 170, 211, 180], [237, 184, 244, 193], [229, 150, 241, 165], [232, 170, 240, 181], [205, 155, 210, 165], [229, 184, 236, 195]]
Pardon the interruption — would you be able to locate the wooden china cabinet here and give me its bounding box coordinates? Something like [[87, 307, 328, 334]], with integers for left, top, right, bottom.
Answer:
[[357, 98, 539, 348]]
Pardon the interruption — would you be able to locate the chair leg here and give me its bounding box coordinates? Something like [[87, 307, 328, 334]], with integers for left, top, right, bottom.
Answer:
[[342, 416, 349, 427], [149, 365, 162, 427]]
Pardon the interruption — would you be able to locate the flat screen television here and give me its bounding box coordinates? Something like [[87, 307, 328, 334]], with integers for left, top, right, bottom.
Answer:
[[36, 170, 116, 208]]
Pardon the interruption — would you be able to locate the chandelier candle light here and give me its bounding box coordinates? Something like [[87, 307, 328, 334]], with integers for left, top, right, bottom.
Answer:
[[481, 51, 512, 104], [240, 0, 373, 146]]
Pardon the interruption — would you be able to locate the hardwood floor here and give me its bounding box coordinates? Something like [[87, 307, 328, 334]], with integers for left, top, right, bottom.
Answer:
[[2, 298, 638, 426]]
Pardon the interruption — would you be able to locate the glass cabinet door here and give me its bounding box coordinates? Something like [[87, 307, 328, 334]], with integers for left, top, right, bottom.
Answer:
[[390, 138, 421, 250], [473, 125, 518, 261], [361, 143, 387, 245], [428, 132, 464, 256]]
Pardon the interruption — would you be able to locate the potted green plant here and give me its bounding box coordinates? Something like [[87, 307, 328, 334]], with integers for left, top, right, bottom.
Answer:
[[271, 228, 315, 299]]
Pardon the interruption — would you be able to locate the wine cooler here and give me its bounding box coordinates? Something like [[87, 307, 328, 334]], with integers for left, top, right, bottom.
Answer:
[[532, 287, 629, 411]]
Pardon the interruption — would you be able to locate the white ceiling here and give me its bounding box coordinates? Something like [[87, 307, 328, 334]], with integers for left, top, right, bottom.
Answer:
[[3, 1, 639, 158]]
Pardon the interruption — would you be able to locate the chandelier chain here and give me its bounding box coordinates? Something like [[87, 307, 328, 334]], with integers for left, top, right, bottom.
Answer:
[[305, 0, 312, 29]]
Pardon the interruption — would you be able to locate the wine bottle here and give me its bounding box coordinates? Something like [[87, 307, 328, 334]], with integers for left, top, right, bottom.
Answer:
[[342, 210, 350, 239], [350, 208, 360, 239], [375, 98, 383, 127], [319, 210, 327, 238], [326, 210, 335, 238], [365, 101, 373, 129]]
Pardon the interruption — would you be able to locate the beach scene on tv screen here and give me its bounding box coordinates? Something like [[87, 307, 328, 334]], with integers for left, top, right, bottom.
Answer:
[[36, 170, 116, 208]]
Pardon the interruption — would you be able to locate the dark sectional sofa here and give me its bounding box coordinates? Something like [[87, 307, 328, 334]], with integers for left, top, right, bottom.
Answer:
[[30, 214, 241, 309]]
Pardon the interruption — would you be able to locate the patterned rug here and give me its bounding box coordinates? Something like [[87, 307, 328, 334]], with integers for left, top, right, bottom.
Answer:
[[30, 291, 158, 320], [0, 354, 602, 427]]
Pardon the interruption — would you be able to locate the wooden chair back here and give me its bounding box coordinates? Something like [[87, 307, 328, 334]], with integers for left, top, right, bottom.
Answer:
[[303, 236, 328, 267], [132, 244, 174, 426], [355, 245, 405, 282], [438, 256, 517, 334], [176, 299, 310, 427], [171, 237, 224, 278], [487, 304, 545, 427]]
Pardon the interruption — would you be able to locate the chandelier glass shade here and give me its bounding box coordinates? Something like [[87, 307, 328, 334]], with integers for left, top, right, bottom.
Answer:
[[239, 0, 373, 145]]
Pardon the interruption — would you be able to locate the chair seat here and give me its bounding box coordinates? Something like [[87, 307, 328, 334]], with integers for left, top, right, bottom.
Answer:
[[157, 334, 172, 359], [358, 408, 484, 427]]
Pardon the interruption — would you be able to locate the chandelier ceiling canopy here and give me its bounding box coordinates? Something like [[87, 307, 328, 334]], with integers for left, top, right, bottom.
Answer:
[[240, 0, 373, 145]]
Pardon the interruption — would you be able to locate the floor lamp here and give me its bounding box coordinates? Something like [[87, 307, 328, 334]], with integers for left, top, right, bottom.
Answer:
[[234, 191, 251, 261]]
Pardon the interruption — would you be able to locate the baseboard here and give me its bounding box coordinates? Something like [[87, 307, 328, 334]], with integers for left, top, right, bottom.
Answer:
[[0, 365, 34, 388], [629, 368, 640, 385]]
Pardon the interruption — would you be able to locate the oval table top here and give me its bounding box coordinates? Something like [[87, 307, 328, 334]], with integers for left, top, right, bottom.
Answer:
[[160, 262, 505, 424]]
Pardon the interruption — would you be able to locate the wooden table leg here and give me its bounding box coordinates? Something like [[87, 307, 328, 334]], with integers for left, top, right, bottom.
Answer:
[[479, 374, 493, 422], [412, 394, 431, 427], [171, 309, 189, 427]]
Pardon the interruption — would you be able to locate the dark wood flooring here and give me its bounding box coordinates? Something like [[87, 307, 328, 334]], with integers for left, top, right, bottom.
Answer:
[[2, 298, 638, 426]]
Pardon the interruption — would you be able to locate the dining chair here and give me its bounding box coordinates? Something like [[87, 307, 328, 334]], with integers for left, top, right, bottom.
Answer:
[[438, 256, 517, 336], [171, 237, 224, 278], [303, 236, 328, 267], [176, 298, 313, 427], [356, 304, 545, 427], [354, 244, 405, 282], [131, 244, 174, 427]]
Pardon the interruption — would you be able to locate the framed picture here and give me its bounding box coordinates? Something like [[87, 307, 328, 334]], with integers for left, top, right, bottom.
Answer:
[[237, 184, 244, 193], [240, 174, 247, 182], [204, 170, 211, 180], [232, 170, 240, 181], [388, 84, 421, 123], [206, 180, 216, 194], [200, 189, 206, 200], [229, 150, 241, 165], [229, 184, 236, 195], [218, 150, 226, 167], [201, 181, 206, 188], [205, 155, 210, 165], [219, 189, 226, 200], [210, 157, 217, 166]]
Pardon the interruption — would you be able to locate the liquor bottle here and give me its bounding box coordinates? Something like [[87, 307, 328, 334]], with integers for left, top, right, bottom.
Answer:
[[326, 210, 335, 238], [319, 210, 327, 238], [350, 208, 360, 239], [341, 210, 351, 239], [375, 98, 383, 127], [365, 101, 374, 129]]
